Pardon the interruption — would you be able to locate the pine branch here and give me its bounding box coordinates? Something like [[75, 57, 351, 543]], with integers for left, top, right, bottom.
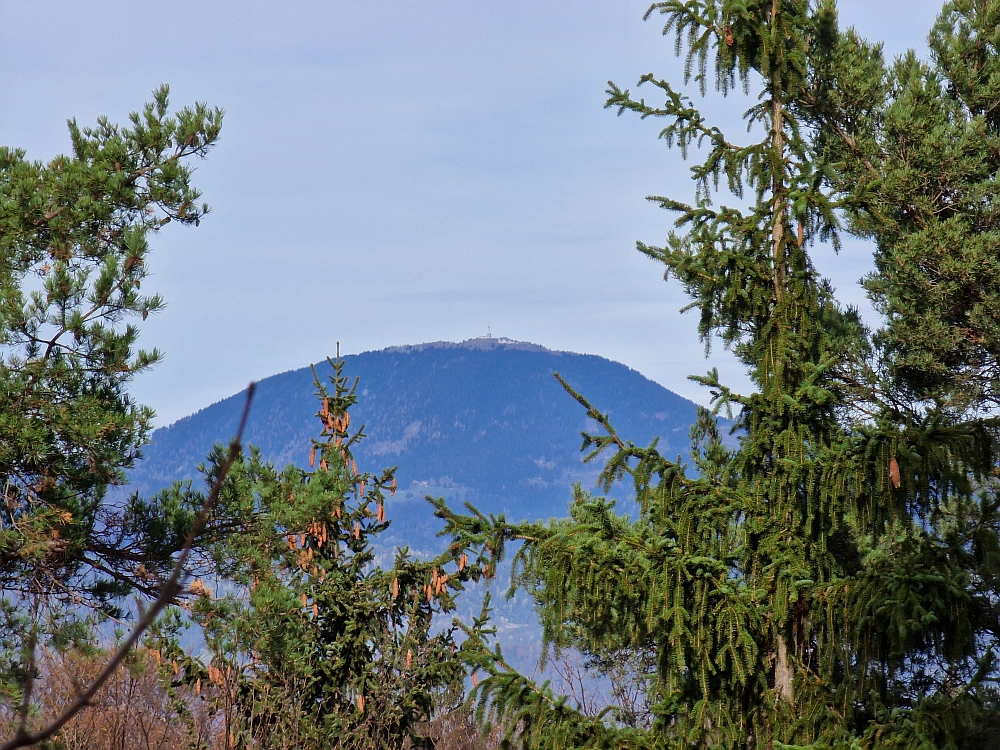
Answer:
[[0, 383, 256, 750]]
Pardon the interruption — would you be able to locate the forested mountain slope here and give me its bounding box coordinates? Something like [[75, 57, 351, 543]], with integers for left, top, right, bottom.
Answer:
[[130, 338, 707, 548]]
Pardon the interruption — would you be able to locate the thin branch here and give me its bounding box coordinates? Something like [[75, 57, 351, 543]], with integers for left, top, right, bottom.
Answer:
[[0, 382, 256, 750], [553, 372, 628, 451], [79, 556, 162, 601]]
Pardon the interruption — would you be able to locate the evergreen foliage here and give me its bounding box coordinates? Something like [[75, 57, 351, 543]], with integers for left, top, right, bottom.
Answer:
[[156, 360, 484, 749], [0, 88, 222, 704], [435, 2, 1000, 747]]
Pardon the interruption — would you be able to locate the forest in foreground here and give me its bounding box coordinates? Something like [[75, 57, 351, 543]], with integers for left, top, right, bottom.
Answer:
[[5, 1, 1000, 748]]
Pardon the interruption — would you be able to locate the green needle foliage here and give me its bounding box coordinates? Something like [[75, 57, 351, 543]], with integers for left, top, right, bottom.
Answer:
[[0, 88, 222, 705], [162, 359, 487, 749], [434, 2, 1000, 747]]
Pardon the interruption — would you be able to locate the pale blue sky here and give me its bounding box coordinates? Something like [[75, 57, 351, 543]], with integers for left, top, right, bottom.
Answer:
[[1, 1, 944, 425]]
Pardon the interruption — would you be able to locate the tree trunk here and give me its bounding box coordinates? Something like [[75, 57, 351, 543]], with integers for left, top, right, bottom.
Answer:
[[774, 634, 794, 704]]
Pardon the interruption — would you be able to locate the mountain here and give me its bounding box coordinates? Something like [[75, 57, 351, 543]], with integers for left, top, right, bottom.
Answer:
[[129, 338, 707, 548], [129, 337, 719, 673]]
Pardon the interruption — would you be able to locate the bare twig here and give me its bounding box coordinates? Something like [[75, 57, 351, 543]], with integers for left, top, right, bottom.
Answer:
[[0, 382, 257, 750], [548, 651, 603, 717]]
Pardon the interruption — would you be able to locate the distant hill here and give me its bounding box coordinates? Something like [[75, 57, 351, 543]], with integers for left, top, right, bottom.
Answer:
[[129, 338, 706, 548], [129, 337, 719, 671]]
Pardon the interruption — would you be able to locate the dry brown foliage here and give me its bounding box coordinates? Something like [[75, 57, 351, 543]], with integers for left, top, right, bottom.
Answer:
[[21, 649, 215, 750], [9, 648, 500, 750], [425, 708, 500, 750]]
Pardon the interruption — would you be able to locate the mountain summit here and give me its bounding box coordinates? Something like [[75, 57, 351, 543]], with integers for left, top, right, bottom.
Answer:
[[129, 339, 703, 545]]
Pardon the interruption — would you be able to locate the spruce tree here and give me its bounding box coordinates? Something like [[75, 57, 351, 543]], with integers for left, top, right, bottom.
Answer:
[[162, 360, 482, 749], [435, 1, 1000, 747]]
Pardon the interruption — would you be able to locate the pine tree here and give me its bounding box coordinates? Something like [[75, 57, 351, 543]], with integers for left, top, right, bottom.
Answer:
[[435, 1, 1000, 747], [0, 88, 223, 709]]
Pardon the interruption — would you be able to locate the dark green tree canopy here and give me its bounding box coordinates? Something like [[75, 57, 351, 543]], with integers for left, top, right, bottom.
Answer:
[[436, 2, 1000, 747], [0, 87, 222, 699]]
